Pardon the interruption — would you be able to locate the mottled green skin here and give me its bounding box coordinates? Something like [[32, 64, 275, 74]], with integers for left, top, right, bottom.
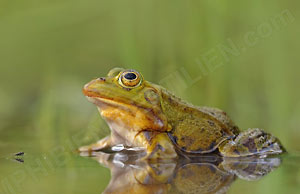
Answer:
[[80, 68, 285, 158], [160, 89, 285, 157], [160, 89, 240, 154], [219, 128, 286, 157]]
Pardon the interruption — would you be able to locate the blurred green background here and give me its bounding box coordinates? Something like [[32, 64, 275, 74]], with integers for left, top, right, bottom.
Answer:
[[0, 0, 300, 194]]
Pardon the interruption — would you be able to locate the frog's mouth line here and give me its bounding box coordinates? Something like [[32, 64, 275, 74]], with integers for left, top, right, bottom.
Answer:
[[86, 96, 130, 109], [83, 86, 135, 109]]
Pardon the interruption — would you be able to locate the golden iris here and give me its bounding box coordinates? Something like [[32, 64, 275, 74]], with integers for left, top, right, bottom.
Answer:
[[119, 70, 142, 88]]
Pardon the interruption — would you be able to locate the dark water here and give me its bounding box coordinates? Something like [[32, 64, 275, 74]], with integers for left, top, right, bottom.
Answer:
[[1, 127, 300, 194]]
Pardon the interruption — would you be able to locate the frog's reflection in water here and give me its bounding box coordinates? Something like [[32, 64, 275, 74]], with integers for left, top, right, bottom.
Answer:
[[81, 150, 282, 194]]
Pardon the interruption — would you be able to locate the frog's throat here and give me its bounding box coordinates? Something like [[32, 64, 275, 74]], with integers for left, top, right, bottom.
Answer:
[[87, 96, 170, 132]]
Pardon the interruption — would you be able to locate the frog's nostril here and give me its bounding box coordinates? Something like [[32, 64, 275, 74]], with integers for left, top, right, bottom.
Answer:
[[98, 77, 106, 81]]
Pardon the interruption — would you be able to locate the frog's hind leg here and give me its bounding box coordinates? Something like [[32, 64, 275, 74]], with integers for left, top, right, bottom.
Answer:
[[78, 136, 112, 154], [219, 128, 285, 157]]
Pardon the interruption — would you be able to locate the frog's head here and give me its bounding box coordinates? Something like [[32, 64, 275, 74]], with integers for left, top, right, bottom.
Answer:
[[83, 68, 170, 136]]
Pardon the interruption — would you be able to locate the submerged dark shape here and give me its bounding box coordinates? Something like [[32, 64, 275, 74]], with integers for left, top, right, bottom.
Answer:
[[84, 149, 282, 194], [79, 68, 285, 159]]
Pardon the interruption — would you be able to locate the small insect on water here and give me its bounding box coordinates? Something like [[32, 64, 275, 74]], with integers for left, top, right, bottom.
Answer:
[[12, 152, 25, 163], [14, 152, 25, 156]]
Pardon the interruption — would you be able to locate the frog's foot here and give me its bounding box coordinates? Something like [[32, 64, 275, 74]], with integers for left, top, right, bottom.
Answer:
[[219, 128, 285, 157], [78, 136, 112, 154], [138, 132, 178, 160]]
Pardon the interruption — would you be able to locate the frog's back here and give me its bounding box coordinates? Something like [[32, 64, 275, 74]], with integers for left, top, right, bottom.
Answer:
[[199, 106, 240, 135], [160, 89, 239, 154]]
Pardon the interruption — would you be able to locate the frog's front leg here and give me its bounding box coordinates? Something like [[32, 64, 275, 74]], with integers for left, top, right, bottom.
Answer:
[[78, 136, 113, 153], [219, 128, 285, 157], [136, 131, 178, 160]]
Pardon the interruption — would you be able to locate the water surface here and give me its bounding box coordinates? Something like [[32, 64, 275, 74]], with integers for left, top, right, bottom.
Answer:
[[1, 127, 300, 194]]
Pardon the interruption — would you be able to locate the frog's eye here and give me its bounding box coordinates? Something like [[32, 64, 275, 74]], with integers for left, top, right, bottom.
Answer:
[[118, 70, 142, 88]]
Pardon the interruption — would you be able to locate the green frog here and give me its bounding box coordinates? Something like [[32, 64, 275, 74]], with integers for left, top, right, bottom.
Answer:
[[79, 68, 285, 159]]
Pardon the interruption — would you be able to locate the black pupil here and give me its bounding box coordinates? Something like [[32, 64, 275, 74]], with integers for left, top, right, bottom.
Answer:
[[124, 72, 137, 80]]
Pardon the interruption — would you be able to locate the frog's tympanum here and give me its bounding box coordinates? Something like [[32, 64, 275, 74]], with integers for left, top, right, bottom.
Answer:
[[87, 150, 281, 194], [79, 68, 285, 159]]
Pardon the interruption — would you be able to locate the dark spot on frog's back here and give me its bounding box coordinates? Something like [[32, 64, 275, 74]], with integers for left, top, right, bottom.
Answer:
[[207, 120, 215, 127]]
